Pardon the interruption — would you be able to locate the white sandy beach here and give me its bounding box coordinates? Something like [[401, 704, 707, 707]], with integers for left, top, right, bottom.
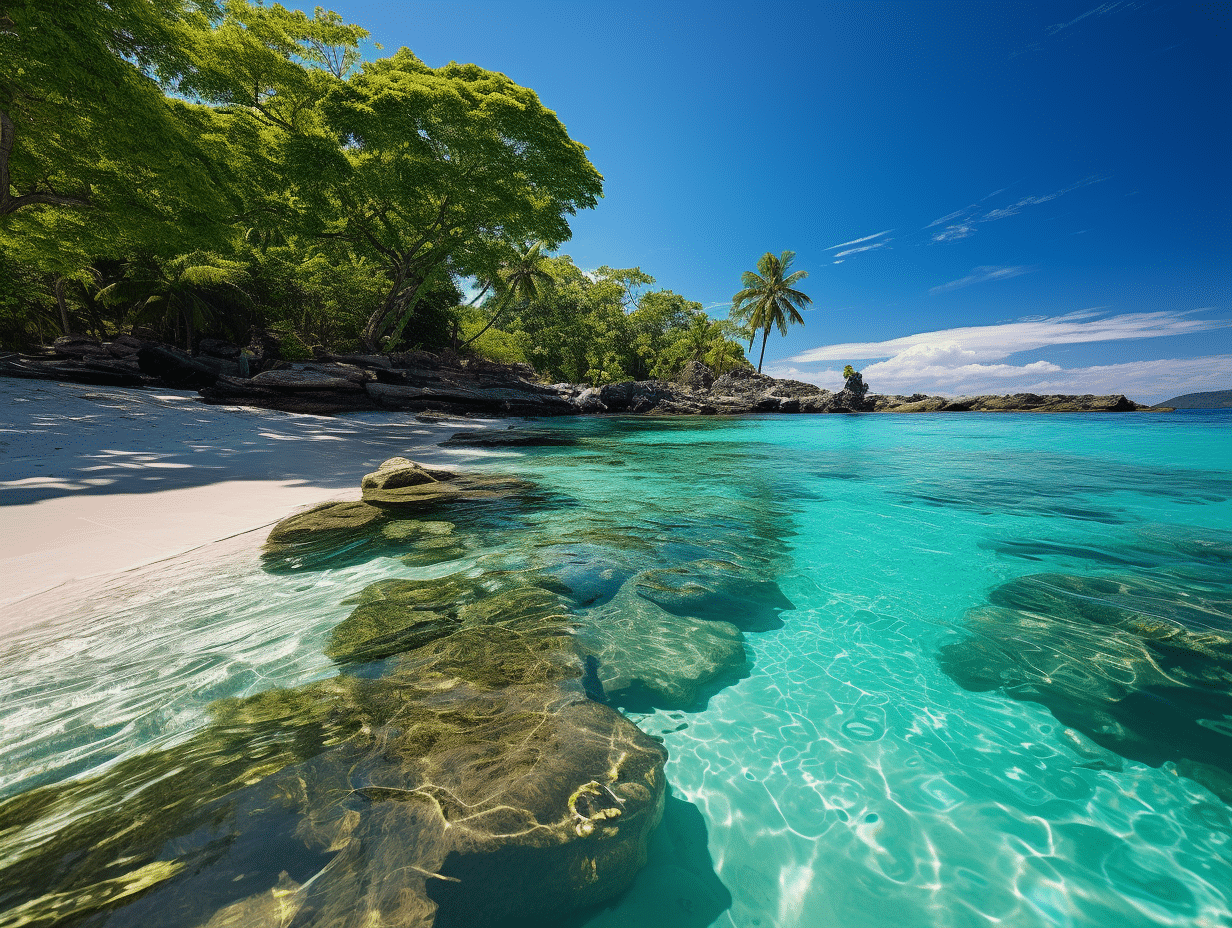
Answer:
[[0, 378, 506, 621]]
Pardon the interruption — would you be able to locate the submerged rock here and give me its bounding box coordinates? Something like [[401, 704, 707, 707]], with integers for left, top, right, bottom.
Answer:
[[578, 585, 748, 711], [634, 559, 794, 631], [262, 499, 390, 571], [443, 428, 579, 447], [938, 571, 1232, 803], [0, 626, 666, 928], [330, 571, 576, 665]]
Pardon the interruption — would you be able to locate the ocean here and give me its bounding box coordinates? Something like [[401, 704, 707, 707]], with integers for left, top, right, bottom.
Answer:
[[2, 410, 1230, 927]]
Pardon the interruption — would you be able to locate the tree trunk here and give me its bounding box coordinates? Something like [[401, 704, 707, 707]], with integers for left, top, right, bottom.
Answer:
[[181, 303, 196, 353], [458, 291, 512, 349], [54, 278, 73, 335], [757, 327, 769, 374], [363, 268, 432, 352]]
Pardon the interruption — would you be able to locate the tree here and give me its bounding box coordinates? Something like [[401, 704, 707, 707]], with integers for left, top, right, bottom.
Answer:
[[459, 242, 553, 348], [730, 250, 813, 374], [1, 0, 234, 219], [97, 252, 251, 350], [315, 49, 603, 350]]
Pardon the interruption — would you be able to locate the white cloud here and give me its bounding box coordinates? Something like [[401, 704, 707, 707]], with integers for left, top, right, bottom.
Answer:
[[824, 230, 892, 263], [1046, 2, 1124, 36], [930, 265, 1031, 294], [926, 177, 1105, 241], [789, 309, 1226, 364], [776, 309, 1231, 403], [927, 208, 971, 229], [827, 230, 892, 251], [932, 224, 974, 242], [766, 354, 1231, 404], [834, 242, 890, 259]]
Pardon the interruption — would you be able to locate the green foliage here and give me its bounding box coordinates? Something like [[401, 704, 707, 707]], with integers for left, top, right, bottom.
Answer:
[[471, 255, 750, 385], [730, 250, 813, 374], [315, 48, 603, 348], [97, 252, 252, 350], [843, 364, 856, 380], [2, 0, 744, 381]]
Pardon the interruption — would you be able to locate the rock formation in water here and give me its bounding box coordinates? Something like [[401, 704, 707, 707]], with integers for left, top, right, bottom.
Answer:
[[0, 447, 798, 925], [938, 571, 1232, 804]]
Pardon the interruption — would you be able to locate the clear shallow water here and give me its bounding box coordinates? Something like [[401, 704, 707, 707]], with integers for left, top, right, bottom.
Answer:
[[2, 410, 1230, 927]]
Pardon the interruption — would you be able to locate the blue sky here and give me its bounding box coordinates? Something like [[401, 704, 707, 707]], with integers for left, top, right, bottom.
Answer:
[[299, 0, 1228, 402]]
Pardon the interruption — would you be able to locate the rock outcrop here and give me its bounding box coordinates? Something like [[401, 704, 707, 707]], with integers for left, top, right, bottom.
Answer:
[[938, 571, 1232, 804], [2, 339, 1159, 416]]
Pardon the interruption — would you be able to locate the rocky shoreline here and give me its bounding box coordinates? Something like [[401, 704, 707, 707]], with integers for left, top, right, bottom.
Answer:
[[2, 335, 1164, 416], [2, 452, 782, 926]]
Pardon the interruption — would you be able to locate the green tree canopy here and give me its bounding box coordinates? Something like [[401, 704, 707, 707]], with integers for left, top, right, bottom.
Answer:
[[1, 0, 234, 220], [312, 49, 603, 349], [730, 250, 813, 374]]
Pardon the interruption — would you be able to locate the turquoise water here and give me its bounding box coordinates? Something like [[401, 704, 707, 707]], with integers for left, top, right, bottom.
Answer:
[[2, 411, 1230, 927]]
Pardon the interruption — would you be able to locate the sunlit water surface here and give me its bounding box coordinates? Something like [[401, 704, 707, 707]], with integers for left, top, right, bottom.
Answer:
[[2, 411, 1230, 928]]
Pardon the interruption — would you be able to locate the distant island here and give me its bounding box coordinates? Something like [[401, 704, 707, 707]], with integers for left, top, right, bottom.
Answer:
[[1155, 389, 1232, 409]]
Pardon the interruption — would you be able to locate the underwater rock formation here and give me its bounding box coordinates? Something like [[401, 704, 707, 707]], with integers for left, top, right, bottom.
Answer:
[[0, 613, 667, 928], [577, 585, 749, 711], [635, 558, 794, 632], [938, 571, 1232, 803]]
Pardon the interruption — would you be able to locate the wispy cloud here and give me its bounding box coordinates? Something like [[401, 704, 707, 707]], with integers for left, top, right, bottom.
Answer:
[[789, 309, 1229, 364], [1046, 2, 1125, 36], [931, 224, 974, 242], [826, 230, 892, 264], [930, 265, 1032, 295], [927, 177, 1105, 242], [827, 230, 892, 250]]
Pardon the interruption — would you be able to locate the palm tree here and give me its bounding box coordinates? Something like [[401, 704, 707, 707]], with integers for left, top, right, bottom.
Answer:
[[730, 250, 812, 374], [98, 253, 250, 352], [459, 241, 553, 348]]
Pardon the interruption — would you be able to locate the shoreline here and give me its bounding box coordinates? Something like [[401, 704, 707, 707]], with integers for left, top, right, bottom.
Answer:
[[0, 379, 511, 618]]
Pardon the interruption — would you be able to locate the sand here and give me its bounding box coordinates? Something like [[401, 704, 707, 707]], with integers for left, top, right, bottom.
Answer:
[[0, 378, 508, 618]]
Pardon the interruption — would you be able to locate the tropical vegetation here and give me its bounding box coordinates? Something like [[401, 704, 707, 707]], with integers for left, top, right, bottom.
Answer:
[[1, 0, 772, 384], [731, 250, 813, 373]]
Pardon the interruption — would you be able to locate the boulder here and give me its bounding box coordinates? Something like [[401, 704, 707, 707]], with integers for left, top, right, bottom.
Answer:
[[0, 623, 667, 927], [633, 559, 794, 632], [265, 500, 385, 544], [938, 571, 1232, 803], [262, 500, 391, 571], [677, 360, 715, 391], [577, 585, 748, 710], [361, 457, 448, 492], [574, 386, 608, 413], [197, 338, 241, 359], [249, 368, 366, 391], [443, 429, 578, 447], [136, 344, 223, 387], [831, 370, 873, 411]]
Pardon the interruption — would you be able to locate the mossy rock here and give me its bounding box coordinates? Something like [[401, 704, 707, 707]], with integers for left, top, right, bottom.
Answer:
[[361, 456, 453, 491], [326, 605, 460, 664], [0, 626, 667, 928], [938, 571, 1232, 804], [342, 573, 487, 610], [265, 500, 385, 548], [633, 559, 794, 631], [362, 473, 533, 508], [332, 572, 575, 665], [400, 540, 470, 568], [379, 519, 455, 542], [458, 584, 573, 629], [577, 585, 748, 711]]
